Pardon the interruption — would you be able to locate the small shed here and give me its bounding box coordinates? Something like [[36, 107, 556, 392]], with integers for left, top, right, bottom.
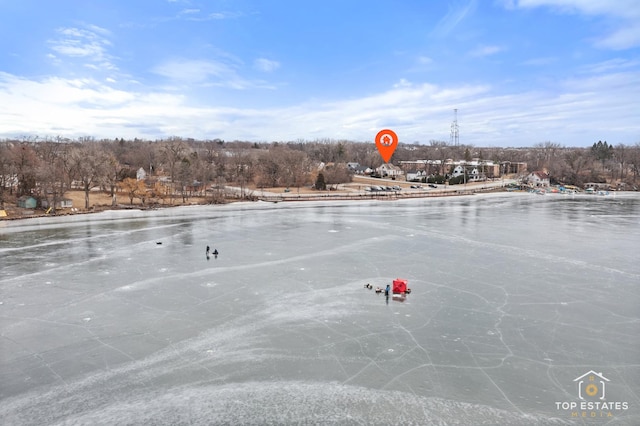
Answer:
[[41, 198, 73, 209], [17, 196, 37, 209]]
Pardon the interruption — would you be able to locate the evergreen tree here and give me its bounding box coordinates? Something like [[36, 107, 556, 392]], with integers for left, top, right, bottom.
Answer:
[[315, 172, 326, 190], [591, 140, 613, 172]]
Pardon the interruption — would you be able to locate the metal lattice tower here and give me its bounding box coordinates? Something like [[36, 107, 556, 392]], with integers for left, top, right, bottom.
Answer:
[[450, 108, 459, 146]]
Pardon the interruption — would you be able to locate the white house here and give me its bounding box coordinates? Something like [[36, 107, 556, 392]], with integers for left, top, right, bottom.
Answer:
[[452, 164, 487, 182], [136, 167, 146, 181], [526, 171, 550, 187], [468, 167, 483, 181], [347, 162, 360, 170], [347, 162, 372, 175], [451, 165, 465, 177], [406, 170, 427, 181], [376, 163, 403, 178]]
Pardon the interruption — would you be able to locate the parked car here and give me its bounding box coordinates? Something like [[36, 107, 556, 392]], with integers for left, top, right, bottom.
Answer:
[[428, 184, 437, 188]]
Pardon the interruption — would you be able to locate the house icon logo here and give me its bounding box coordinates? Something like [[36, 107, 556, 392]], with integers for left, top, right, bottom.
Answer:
[[574, 370, 609, 400], [555, 370, 629, 417]]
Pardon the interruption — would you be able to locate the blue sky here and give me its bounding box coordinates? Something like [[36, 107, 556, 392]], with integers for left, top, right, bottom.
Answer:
[[1, 0, 639, 147]]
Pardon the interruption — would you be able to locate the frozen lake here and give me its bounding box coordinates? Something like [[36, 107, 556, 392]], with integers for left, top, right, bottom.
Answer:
[[1, 193, 639, 425]]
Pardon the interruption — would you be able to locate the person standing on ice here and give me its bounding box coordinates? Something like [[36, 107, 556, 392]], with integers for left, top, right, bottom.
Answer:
[[384, 284, 390, 296]]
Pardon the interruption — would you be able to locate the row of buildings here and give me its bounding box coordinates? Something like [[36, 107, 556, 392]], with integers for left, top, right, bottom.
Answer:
[[347, 159, 528, 182]]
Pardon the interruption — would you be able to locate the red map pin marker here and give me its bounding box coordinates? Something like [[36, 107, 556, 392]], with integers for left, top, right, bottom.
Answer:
[[375, 129, 398, 163]]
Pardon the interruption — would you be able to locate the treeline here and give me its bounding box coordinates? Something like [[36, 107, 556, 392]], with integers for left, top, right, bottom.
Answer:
[[1, 137, 639, 210], [527, 140, 640, 188]]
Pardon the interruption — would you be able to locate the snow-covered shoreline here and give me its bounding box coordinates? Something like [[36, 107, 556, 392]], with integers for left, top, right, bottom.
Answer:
[[2, 190, 638, 233]]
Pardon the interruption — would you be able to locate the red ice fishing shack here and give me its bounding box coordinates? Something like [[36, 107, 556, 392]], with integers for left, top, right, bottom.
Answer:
[[392, 278, 407, 294]]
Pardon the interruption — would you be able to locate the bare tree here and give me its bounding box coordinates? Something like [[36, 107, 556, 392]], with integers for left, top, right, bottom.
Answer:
[[348, 142, 376, 166], [560, 148, 590, 186], [229, 151, 255, 198], [70, 142, 110, 209], [429, 141, 450, 176], [629, 142, 640, 184], [161, 138, 188, 183], [10, 142, 40, 196], [284, 150, 311, 191], [35, 141, 72, 214], [536, 142, 562, 168], [177, 156, 195, 202], [103, 152, 127, 206], [256, 150, 282, 188], [0, 141, 13, 209], [323, 163, 352, 188], [612, 143, 629, 182]]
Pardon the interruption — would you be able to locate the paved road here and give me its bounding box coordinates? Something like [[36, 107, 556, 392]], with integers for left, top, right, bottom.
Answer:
[[223, 178, 518, 202]]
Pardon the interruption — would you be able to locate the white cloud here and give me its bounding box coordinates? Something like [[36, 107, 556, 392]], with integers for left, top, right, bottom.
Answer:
[[595, 26, 640, 50], [579, 58, 639, 74], [469, 45, 505, 57], [204, 12, 239, 20], [50, 32, 105, 57], [514, 0, 639, 16], [85, 24, 111, 36], [48, 25, 117, 70], [431, 0, 478, 37], [0, 72, 192, 137], [153, 59, 232, 84], [0, 67, 638, 146], [393, 79, 413, 88], [153, 58, 276, 90], [179, 10, 241, 21], [254, 58, 280, 72], [508, 0, 640, 49], [0, 73, 134, 106], [179, 8, 200, 15]]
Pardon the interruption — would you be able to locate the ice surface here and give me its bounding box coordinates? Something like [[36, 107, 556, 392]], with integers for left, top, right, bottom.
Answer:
[[1, 193, 639, 425]]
